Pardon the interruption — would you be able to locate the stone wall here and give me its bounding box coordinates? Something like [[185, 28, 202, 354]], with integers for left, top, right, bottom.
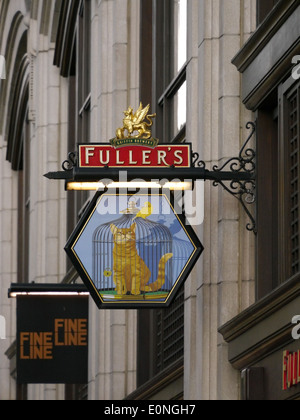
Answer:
[[0, 0, 257, 400]]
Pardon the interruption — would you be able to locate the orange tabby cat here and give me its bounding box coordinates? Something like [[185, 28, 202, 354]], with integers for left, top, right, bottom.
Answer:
[[110, 223, 173, 296]]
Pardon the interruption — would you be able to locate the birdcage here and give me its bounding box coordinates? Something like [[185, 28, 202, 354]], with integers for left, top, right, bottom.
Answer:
[[92, 201, 173, 297], [172, 236, 191, 274]]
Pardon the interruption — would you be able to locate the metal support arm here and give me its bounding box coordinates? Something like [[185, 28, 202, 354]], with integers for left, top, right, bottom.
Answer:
[[194, 121, 256, 233], [44, 122, 256, 233]]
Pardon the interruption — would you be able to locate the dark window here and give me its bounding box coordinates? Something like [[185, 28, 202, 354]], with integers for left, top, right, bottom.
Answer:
[[66, 0, 91, 248], [137, 0, 187, 389], [256, 0, 281, 25], [256, 102, 279, 298], [286, 84, 300, 276], [5, 40, 30, 286], [77, 0, 91, 144], [155, 289, 184, 372], [257, 78, 300, 299], [64, 0, 91, 400], [137, 289, 184, 387], [8, 45, 30, 402], [278, 79, 300, 282], [153, 0, 187, 144], [17, 114, 30, 285]]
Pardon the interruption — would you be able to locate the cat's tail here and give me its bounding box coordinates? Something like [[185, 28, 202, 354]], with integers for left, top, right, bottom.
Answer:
[[144, 253, 173, 292]]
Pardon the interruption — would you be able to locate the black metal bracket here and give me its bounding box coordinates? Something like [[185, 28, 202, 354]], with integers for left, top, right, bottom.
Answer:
[[62, 152, 77, 172], [44, 122, 256, 233], [192, 121, 256, 233]]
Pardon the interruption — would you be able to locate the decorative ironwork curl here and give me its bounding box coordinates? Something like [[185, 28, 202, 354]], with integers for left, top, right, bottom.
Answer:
[[192, 152, 206, 169], [213, 121, 256, 175], [213, 179, 256, 233], [212, 121, 257, 234], [62, 152, 77, 172]]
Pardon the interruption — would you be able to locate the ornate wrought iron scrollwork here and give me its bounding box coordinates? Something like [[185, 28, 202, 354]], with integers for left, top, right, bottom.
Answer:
[[212, 121, 257, 234], [47, 123, 257, 233], [213, 121, 256, 175], [212, 178, 256, 233], [62, 152, 77, 172], [192, 151, 206, 170]]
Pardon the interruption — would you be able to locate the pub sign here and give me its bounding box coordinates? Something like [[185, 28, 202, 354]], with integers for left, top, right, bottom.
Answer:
[[65, 191, 203, 309], [64, 103, 204, 309]]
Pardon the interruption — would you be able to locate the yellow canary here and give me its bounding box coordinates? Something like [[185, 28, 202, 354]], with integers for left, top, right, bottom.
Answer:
[[103, 269, 112, 278], [133, 202, 153, 220]]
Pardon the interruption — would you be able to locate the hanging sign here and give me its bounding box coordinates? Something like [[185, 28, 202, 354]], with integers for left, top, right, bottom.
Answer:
[[64, 104, 204, 309], [17, 296, 88, 384], [65, 191, 203, 309], [78, 143, 191, 169], [78, 103, 191, 169]]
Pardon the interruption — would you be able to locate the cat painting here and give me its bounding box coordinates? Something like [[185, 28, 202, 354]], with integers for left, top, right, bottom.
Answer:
[[110, 223, 173, 296]]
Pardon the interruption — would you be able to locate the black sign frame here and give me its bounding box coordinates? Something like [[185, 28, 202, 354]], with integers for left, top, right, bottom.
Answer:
[[65, 189, 204, 310]]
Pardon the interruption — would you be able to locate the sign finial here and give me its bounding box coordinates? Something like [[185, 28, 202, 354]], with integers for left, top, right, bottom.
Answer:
[[115, 102, 156, 141]]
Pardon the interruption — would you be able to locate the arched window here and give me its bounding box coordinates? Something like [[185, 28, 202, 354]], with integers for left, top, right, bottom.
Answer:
[[54, 0, 91, 261], [54, 0, 91, 400]]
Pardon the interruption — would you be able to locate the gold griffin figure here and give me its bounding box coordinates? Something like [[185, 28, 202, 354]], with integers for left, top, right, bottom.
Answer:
[[116, 103, 156, 140]]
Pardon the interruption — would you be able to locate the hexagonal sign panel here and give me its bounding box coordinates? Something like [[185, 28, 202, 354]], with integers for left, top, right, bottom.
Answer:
[[65, 191, 204, 309]]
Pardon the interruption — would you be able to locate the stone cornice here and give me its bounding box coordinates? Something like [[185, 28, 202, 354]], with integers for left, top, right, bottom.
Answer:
[[232, 0, 299, 73]]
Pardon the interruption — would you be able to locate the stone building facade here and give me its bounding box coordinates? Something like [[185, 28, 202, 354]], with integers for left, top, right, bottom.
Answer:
[[0, 0, 298, 401]]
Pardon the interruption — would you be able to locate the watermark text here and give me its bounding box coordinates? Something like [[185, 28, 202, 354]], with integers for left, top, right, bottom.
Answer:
[[93, 171, 204, 226], [292, 315, 300, 340], [292, 56, 300, 81]]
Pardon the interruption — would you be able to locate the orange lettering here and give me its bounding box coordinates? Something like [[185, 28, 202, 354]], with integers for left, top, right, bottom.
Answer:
[[43, 345, 53, 360], [68, 319, 78, 333], [78, 319, 87, 333], [68, 332, 78, 346], [55, 319, 64, 331], [78, 332, 87, 346], [33, 345, 43, 360], [55, 319, 64, 346], [20, 332, 30, 346], [44, 332, 53, 345], [33, 332, 43, 346], [20, 346, 29, 360]]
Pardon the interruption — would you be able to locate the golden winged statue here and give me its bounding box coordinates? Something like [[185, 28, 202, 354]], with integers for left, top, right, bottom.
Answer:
[[116, 103, 156, 140]]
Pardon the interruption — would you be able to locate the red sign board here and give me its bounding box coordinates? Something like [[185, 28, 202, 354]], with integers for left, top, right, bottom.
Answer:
[[78, 143, 191, 169], [282, 350, 300, 391]]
